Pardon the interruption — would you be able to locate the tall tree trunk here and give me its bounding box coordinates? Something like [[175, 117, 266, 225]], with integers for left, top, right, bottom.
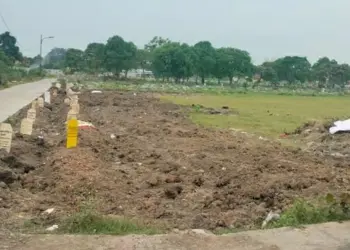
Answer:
[[124, 70, 128, 78], [201, 76, 205, 85], [229, 76, 233, 84]]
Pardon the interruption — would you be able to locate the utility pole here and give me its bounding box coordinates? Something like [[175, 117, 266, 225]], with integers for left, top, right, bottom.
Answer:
[[39, 34, 54, 73]]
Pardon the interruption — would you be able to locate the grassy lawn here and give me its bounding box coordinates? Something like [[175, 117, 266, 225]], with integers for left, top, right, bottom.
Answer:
[[161, 93, 350, 137]]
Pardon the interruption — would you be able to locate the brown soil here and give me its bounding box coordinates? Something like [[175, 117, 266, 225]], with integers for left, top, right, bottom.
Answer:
[[292, 120, 350, 159], [1, 90, 350, 232]]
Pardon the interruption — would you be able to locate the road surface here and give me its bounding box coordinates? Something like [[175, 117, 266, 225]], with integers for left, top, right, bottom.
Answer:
[[0, 79, 54, 122]]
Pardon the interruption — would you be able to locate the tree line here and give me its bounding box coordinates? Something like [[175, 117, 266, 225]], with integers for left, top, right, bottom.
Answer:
[[1, 31, 350, 89], [58, 35, 350, 88]]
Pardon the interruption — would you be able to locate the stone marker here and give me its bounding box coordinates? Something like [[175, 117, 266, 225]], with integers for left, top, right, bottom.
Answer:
[[67, 109, 78, 120], [56, 83, 61, 89], [71, 103, 80, 113], [44, 91, 51, 104], [66, 83, 74, 91], [0, 123, 13, 153], [27, 108, 36, 121], [20, 118, 33, 135], [31, 100, 37, 109], [70, 96, 79, 105], [37, 97, 44, 108], [64, 98, 70, 105], [66, 119, 78, 149]]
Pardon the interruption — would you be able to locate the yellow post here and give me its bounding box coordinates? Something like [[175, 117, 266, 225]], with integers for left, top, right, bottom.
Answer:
[[66, 119, 78, 148]]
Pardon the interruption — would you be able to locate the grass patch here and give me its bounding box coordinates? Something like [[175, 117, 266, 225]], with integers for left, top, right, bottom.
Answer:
[[269, 196, 350, 228], [161, 93, 350, 137], [59, 210, 161, 236]]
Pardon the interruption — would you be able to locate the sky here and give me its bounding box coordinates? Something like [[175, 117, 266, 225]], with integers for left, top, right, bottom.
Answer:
[[1, 0, 349, 64]]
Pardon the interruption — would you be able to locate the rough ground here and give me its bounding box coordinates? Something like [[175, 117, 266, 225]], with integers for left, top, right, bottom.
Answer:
[[1, 90, 350, 233]]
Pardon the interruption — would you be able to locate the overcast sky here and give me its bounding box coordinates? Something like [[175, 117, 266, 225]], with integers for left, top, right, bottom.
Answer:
[[1, 0, 349, 64]]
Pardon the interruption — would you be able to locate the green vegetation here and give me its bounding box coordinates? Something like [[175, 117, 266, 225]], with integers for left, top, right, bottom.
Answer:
[[269, 194, 350, 228], [0, 31, 47, 87], [59, 210, 161, 236], [161, 93, 350, 137], [40, 35, 350, 91]]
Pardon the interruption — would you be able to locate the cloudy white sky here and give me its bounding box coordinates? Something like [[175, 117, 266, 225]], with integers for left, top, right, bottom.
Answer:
[[1, 0, 349, 64]]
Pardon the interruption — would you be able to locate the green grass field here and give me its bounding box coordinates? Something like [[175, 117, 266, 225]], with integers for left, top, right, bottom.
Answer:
[[161, 93, 350, 137]]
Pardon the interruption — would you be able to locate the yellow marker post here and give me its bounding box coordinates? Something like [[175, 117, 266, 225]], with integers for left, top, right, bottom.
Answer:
[[66, 119, 78, 149]]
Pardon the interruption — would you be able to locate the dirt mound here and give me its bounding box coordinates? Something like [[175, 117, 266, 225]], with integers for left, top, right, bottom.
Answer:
[[1, 90, 350, 231], [292, 120, 350, 158]]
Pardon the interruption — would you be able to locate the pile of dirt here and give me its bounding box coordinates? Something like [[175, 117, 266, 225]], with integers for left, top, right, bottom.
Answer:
[[1, 90, 350, 232], [292, 120, 350, 158]]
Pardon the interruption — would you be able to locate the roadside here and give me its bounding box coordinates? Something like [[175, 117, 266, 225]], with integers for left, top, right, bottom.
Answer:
[[1, 221, 349, 250], [0, 78, 54, 122]]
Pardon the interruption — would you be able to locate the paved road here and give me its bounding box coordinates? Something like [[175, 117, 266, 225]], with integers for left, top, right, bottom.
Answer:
[[2, 222, 350, 250], [0, 79, 54, 122]]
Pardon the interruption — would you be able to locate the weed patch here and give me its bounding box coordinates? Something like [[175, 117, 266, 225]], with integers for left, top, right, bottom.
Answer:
[[269, 195, 350, 228], [59, 210, 161, 236]]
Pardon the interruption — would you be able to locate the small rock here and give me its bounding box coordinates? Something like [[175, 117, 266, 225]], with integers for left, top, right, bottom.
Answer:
[[43, 208, 55, 215], [0, 182, 7, 188], [262, 211, 280, 228], [110, 134, 116, 139], [91, 90, 102, 94], [147, 176, 159, 187], [46, 225, 59, 231], [165, 175, 182, 183], [164, 185, 183, 199], [191, 229, 214, 235], [0, 167, 17, 184]]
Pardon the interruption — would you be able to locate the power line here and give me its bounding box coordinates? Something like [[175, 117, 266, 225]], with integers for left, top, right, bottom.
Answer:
[[0, 10, 10, 32], [0, 9, 24, 49]]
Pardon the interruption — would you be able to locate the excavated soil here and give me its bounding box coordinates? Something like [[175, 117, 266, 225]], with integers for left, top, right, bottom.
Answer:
[[1, 90, 350, 232], [292, 120, 350, 159]]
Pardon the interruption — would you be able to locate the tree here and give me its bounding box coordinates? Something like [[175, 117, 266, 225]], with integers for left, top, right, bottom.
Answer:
[[221, 48, 253, 84], [193, 41, 216, 84], [0, 50, 11, 84], [122, 42, 138, 77], [260, 66, 279, 88], [103, 35, 137, 78], [312, 58, 350, 89], [272, 56, 311, 83], [136, 49, 151, 76], [311, 57, 338, 88], [44, 48, 66, 69], [151, 42, 195, 82], [213, 48, 227, 84], [64, 48, 84, 73], [145, 36, 171, 52], [0, 32, 22, 63], [84, 43, 105, 73], [32, 55, 42, 66]]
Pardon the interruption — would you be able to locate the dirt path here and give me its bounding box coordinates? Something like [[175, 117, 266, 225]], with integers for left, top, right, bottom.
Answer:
[[1, 222, 350, 250]]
